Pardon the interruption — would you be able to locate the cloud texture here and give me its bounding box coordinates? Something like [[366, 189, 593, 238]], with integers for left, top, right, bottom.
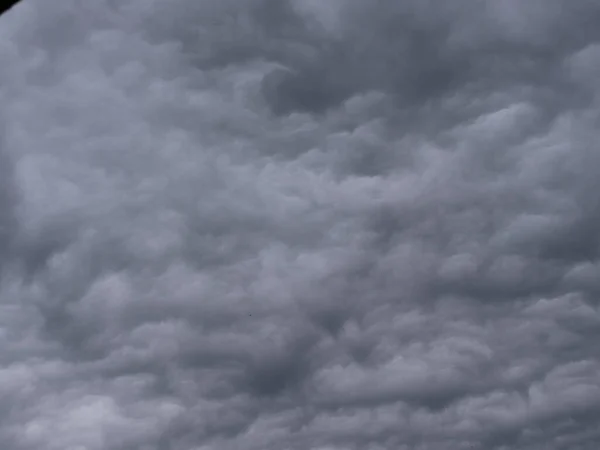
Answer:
[[2, 0, 600, 449]]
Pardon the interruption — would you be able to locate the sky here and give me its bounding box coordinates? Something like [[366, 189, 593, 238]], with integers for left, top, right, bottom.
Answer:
[[1, 0, 600, 449]]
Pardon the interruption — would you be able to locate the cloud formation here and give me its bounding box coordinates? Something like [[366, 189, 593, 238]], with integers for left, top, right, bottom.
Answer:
[[1, 0, 600, 449]]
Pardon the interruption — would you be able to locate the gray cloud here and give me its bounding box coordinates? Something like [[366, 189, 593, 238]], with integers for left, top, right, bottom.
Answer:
[[1, 0, 600, 449]]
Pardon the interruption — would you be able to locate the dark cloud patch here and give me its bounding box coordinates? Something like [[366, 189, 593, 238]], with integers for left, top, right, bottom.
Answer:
[[248, 0, 600, 116], [261, 64, 352, 115], [245, 341, 313, 397], [0, 147, 17, 268]]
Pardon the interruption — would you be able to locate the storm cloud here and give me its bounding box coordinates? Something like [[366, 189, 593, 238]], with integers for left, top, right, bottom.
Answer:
[[1, 0, 600, 449]]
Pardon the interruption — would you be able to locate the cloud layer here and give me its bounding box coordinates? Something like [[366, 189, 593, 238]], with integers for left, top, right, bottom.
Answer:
[[2, 1, 600, 449]]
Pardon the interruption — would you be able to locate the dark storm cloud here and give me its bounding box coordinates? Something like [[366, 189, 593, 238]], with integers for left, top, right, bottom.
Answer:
[[2, 0, 600, 449], [0, 141, 17, 267]]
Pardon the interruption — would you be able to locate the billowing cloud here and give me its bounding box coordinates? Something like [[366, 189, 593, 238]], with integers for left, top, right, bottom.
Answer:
[[1, 0, 600, 449]]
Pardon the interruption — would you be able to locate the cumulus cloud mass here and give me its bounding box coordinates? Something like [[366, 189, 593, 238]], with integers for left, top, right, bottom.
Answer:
[[2, 0, 600, 449]]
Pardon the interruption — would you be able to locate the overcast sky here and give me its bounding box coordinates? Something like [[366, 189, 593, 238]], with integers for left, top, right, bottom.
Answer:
[[1, 1, 600, 449]]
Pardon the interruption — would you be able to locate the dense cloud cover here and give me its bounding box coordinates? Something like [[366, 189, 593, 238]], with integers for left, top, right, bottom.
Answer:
[[1, 0, 600, 448]]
